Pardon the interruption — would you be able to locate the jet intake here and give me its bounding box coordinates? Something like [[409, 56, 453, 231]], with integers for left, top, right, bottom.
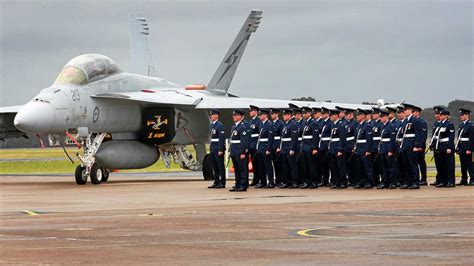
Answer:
[[95, 140, 159, 169]]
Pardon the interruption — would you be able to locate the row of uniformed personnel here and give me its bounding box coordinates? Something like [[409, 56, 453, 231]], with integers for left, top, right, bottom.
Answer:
[[208, 104, 473, 192]]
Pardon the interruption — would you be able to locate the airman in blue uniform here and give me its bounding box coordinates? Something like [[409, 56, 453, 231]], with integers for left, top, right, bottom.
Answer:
[[328, 109, 347, 188], [429, 106, 444, 186], [399, 103, 423, 189], [271, 109, 285, 186], [371, 108, 383, 185], [248, 105, 263, 187], [456, 108, 473, 186], [318, 107, 332, 187], [255, 108, 275, 188], [377, 110, 398, 189], [229, 109, 250, 192], [342, 108, 357, 186], [277, 109, 299, 188], [353, 109, 374, 189], [395, 106, 407, 187], [433, 110, 456, 187], [289, 104, 305, 188], [413, 106, 428, 185], [208, 109, 226, 189], [300, 106, 320, 189]]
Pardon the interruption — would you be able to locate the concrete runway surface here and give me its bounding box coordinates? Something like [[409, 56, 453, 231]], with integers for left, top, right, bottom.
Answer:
[[1, 173, 473, 265]]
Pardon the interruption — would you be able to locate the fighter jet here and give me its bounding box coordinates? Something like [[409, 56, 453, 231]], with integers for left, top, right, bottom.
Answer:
[[0, 10, 371, 185]]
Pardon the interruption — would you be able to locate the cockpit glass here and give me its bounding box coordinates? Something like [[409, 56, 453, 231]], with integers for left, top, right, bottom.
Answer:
[[54, 66, 87, 85], [53, 54, 121, 86]]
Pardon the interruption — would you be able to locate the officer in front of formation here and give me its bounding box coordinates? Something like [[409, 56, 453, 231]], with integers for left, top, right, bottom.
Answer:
[[248, 105, 262, 187], [353, 108, 374, 189], [399, 103, 422, 189], [229, 109, 250, 192], [208, 109, 226, 189], [343, 108, 357, 186], [277, 108, 299, 188], [328, 109, 347, 188], [456, 108, 473, 186], [271, 109, 284, 186], [318, 107, 332, 186], [255, 108, 275, 188], [433, 110, 456, 187], [377, 110, 397, 189], [300, 106, 320, 189]]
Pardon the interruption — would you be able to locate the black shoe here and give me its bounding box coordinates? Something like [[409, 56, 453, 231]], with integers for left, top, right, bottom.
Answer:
[[399, 184, 409, 189], [430, 182, 438, 186], [300, 183, 310, 189], [318, 182, 329, 187], [456, 181, 468, 186], [330, 185, 339, 189], [435, 183, 446, 188], [208, 183, 218, 188], [290, 184, 300, 189], [235, 187, 247, 192], [408, 185, 420, 189], [338, 184, 348, 189], [255, 184, 266, 188], [446, 183, 455, 188], [249, 182, 257, 187], [266, 183, 275, 189], [388, 184, 397, 189], [215, 184, 226, 189], [469, 181, 474, 186], [309, 183, 319, 189], [420, 181, 428, 186], [364, 184, 373, 189], [376, 184, 386, 189], [353, 184, 364, 189], [229, 187, 239, 192]]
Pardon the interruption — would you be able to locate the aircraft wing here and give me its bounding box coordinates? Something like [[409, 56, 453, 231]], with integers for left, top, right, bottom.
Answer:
[[91, 90, 203, 107], [195, 95, 369, 110]]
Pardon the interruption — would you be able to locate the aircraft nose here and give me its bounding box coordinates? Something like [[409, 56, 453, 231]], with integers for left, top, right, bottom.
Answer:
[[14, 101, 55, 133]]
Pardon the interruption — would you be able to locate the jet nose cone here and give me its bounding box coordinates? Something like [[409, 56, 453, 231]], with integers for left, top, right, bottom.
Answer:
[[14, 102, 55, 133]]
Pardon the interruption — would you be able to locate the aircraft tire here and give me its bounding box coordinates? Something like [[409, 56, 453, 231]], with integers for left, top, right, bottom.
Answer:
[[101, 168, 109, 183], [75, 165, 87, 185], [202, 153, 214, 181], [90, 164, 102, 185]]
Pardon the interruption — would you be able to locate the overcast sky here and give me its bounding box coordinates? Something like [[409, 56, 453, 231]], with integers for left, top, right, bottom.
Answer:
[[0, 0, 472, 107]]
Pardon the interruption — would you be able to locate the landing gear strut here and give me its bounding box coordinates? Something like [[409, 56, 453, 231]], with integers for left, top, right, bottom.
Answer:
[[75, 132, 107, 185]]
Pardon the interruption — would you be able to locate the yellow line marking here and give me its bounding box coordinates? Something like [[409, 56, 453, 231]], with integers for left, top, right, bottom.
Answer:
[[22, 210, 39, 216], [297, 227, 333, 237]]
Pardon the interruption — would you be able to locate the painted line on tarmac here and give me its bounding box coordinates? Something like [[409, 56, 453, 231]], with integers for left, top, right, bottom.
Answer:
[[22, 210, 39, 216]]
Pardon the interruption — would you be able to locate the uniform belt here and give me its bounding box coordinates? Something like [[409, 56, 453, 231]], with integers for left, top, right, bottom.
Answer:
[[282, 138, 291, 142], [381, 138, 391, 142], [274, 136, 281, 140], [346, 136, 355, 141], [357, 139, 367, 143], [459, 138, 469, 141], [396, 138, 402, 142], [320, 137, 331, 141], [302, 135, 313, 139], [211, 138, 219, 142], [259, 138, 268, 142], [404, 134, 415, 138], [298, 137, 302, 141], [373, 137, 381, 141], [251, 134, 259, 138], [439, 137, 449, 143], [230, 140, 241, 144], [330, 138, 340, 142]]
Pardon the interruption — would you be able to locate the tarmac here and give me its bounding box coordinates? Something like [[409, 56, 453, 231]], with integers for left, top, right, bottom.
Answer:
[[1, 172, 473, 265]]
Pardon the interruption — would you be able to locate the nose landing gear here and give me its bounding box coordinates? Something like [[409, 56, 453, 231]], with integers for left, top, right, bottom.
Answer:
[[74, 132, 109, 185]]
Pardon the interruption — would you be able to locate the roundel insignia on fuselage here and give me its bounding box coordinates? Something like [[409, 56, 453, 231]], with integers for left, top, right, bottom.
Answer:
[[93, 106, 99, 123]]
